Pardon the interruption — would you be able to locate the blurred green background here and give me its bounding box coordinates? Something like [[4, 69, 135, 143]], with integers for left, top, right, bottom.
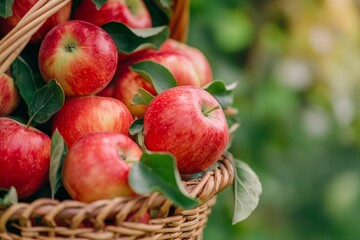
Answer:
[[186, 0, 360, 239]]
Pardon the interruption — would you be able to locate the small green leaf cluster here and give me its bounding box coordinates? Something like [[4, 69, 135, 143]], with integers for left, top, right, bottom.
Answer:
[[11, 57, 65, 127]]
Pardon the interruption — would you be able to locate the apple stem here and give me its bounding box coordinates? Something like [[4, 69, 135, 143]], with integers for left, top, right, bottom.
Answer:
[[125, 159, 138, 164], [136, 133, 147, 151], [26, 116, 34, 128], [203, 105, 220, 117]]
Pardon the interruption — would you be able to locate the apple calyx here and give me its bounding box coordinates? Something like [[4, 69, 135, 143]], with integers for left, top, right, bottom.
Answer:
[[65, 43, 76, 53], [202, 105, 220, 117], [26, 116, 34, 128]]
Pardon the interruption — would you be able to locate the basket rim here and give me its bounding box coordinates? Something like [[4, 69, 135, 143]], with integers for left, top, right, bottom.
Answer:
[[0, 154, 234, 216]]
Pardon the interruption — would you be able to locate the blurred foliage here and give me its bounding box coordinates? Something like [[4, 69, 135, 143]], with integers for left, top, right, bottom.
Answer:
[[187, 0, 360, 239]]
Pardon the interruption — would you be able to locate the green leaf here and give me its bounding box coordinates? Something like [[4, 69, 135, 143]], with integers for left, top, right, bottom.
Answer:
[[144, 0, 172, 26], [20, 45, 45, 84], [131, 60, 177, 94], [92, 0, 106, 9], [129, 118, 146, 150], [0, 0, 14, 18], [129, 118, 144, 136], [129, 151, 199, 209], [226, 122, 240, 151], [152, 0, 173, 18], [232, 158, 262, 224], [11, 57, 45, 106], [159, 0, 173, 8], [204, 80, 238, 109], [102, 22, 169, 54], [28, 80, 65, 125], [49, 130, 68, 199], [132, 88, 155, 105], [0, 187, 18, 206]]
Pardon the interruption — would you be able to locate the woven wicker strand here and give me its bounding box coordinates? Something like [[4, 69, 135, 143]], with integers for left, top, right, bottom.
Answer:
[[169, 0, 190, 42], [0, 156, 234, 240], [0, 0, 72, 75]]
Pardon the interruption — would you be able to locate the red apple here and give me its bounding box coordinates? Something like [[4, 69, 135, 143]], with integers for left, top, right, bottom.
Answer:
[[72, 0, 152, 29], [160, 39, 213, 87], [0, 117, 51, 199], [113, 67, 157, 117], [38, 20, 118, 97], [112, 40, 213, 117], [0, 73, 20, 117], [52, 96, 133, 147], [143, 86, 229, 174], [0, 0, 71, 44], [62, 132, 142, 203]]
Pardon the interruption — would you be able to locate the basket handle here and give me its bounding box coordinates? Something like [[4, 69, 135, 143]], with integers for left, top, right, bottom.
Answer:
[[169, 0, 190, 42], [0, 0, 71, 76]]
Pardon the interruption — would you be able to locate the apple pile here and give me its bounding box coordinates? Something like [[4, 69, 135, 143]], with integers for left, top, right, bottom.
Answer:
[[0, 0, 231, 207]]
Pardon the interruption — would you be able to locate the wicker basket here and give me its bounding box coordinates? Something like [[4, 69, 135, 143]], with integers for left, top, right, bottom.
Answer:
[[0, 1, 234, 239], [0, 155, 234, 240]]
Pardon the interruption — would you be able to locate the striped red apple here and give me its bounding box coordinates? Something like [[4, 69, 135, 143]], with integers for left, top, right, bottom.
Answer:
[[143, 86, 229, 174], [0, 118, 51, 199], [0, 73, 20, 117], [38, 20, 118, 97], [73, 0, 152, 29], [62, 132, 142, 203], [52, 96, 133, 147]]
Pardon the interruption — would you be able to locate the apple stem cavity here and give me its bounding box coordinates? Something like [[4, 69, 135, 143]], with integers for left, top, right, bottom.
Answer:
[[202, 105, 220, 117]]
